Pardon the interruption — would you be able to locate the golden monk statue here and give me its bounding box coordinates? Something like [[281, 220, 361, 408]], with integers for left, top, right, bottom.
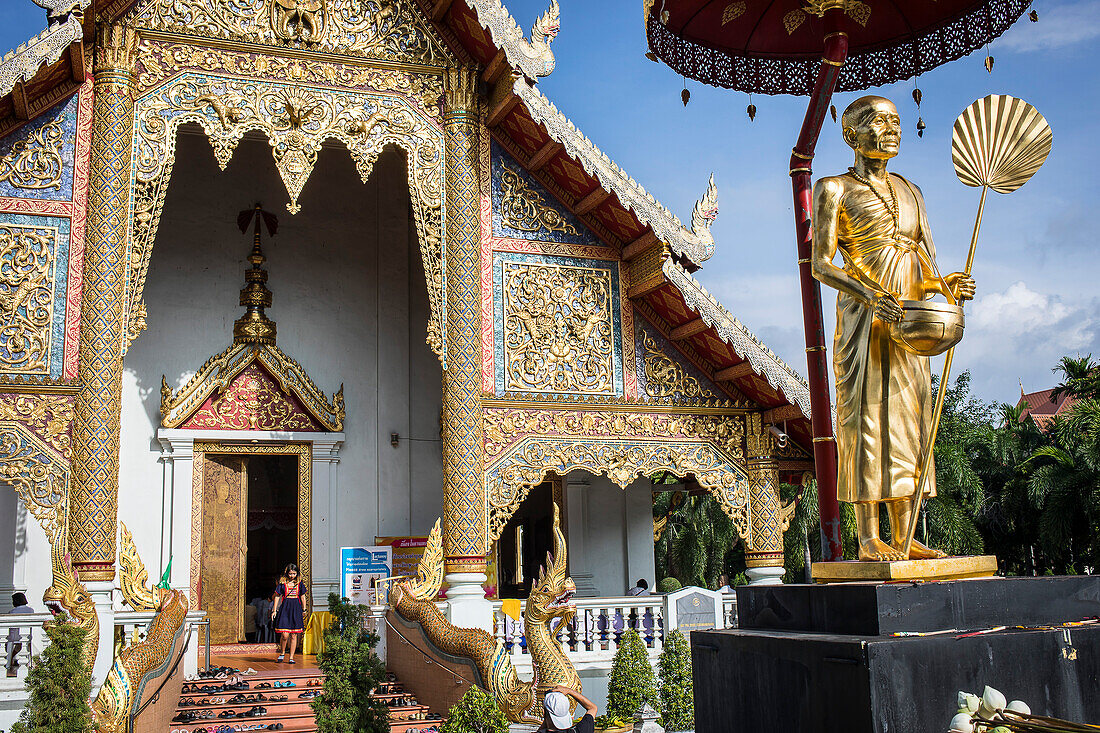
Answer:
[[811, 96, 975, 562]]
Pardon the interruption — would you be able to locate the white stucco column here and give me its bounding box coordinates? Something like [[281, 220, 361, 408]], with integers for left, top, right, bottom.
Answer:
[[86, 580, 115, 690], [745, 567, 785, 585], [309, 437, 342, 609], [444, 572, 492, 630]]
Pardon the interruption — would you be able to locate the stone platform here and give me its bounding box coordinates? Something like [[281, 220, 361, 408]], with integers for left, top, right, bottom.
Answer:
[[693, 576, 1100, 733]]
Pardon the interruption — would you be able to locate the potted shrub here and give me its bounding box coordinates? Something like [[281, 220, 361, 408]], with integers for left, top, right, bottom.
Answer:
[[311, 594, 389, 733], [441, 686, 509, 733], [657, 630, 693, 731], [604, 629, 657, 730], [9, 613, 93, 733]]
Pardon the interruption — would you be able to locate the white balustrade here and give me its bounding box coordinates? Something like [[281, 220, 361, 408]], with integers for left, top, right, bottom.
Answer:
[[0, 609, 208, 689]]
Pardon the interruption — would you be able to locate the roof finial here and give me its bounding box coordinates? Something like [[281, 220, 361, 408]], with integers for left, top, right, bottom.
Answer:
[[233, 203, 279, 345]]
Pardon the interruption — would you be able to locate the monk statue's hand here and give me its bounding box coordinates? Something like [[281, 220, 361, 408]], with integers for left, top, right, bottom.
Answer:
[[944, 272, 976, 302], [871, 291, 903, 322]]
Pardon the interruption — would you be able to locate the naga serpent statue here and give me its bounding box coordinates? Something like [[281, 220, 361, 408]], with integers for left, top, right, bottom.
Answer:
[[391, 505, 580, 724], [40, 515, 188, 733], [91, 523, 190, 733], [41, 517, 99, 672]]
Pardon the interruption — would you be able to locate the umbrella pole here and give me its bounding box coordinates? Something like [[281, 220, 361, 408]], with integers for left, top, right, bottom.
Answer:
[[789, 8, 848, 562]]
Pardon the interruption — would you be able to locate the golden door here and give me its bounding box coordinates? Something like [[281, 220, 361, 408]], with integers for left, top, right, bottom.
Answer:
[[200, 455, 248, 645]]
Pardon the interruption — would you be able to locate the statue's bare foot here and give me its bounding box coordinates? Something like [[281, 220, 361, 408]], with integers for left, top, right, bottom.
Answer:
[[899, 538, 947, 560], [858, 538, 906, 562]]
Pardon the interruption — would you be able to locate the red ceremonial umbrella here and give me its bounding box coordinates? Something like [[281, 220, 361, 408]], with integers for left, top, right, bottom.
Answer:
[[644, 0, 1033, 561]]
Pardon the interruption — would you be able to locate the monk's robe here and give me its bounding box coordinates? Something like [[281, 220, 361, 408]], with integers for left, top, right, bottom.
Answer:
[[832, 172, 937, 503]]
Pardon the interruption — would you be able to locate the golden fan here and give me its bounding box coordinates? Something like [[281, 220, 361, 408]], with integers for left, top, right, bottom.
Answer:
[[903, 95, 1053, 557]]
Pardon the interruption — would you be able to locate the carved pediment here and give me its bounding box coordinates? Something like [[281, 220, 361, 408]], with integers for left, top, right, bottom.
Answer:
[[127, 0, 453, 67], [161, 342, 343, 431]]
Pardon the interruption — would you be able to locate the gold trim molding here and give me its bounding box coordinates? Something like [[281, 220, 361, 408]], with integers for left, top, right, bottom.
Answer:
[[161, 342, 344, 432], [190, 442, 311, 608]]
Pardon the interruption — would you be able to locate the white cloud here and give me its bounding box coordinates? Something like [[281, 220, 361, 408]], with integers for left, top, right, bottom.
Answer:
[[959, 281, 1100, 400], [998, 1, 1100, 52]]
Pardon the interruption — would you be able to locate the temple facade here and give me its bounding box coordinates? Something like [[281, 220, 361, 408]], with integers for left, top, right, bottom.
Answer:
[[0, 0, 816, 720]]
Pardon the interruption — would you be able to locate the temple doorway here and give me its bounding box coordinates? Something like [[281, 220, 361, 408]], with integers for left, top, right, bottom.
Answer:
[[497, 480, 564, 599], [196, 444, 310, 645]]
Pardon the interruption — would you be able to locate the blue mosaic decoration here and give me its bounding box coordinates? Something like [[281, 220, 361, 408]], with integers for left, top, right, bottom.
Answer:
[[0, 95, 78, 201], [493, 252, 623, 397], [0, 213, 70, 377], [635, 318, 722, 402], [490, 140, 600, 246]]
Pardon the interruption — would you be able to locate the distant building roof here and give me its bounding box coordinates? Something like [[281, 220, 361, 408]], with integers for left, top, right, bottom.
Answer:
[[1017, 387, 1077, 428]]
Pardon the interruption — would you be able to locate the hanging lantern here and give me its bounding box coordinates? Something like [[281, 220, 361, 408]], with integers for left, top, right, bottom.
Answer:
[[829, 104, 837, 123]]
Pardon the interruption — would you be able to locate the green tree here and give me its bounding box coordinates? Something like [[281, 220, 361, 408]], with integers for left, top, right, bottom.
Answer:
[[9, 614, 93, 733], [923, 372, 988, 557], [656, 630, 693, 731], [311, 594, 389, 733], [1049, 355, 1100, 401], [441, 686, 509, 733], [654, 488, 737, 588], [605, 629, 657, 721]]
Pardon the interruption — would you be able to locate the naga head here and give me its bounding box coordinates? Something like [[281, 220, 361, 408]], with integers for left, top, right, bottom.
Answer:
[[391, 519, 444, 607], [42, 520, 99, 671], [525, 504, 576, 627], [688, 174, 719, 261], [532, 0, 561, 46]]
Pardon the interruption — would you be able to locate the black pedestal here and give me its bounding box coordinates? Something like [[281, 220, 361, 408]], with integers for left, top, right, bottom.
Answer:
[[692, 577, 1100, 733]]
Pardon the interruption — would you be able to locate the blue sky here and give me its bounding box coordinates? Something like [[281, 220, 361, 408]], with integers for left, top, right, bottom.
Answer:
[[3, 0, 1097, 405]]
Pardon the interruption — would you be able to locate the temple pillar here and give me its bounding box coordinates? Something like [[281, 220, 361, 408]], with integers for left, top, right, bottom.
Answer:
[[440, 65, 491, 630], [745, 414, 786, 585], [69, 24, 138, 583]]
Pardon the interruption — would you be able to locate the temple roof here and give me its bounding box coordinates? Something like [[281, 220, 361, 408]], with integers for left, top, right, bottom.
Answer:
[[1, 0, 816, 455]]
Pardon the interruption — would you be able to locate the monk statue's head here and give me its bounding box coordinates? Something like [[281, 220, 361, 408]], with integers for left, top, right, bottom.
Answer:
[[842, 95, 901, 161]]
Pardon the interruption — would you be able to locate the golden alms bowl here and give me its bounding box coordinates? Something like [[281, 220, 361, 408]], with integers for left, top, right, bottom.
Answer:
[[888, 299, 964, 356]]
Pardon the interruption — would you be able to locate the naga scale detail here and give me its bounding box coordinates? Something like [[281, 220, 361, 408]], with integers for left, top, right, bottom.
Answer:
[[391, 507, 579, 724]]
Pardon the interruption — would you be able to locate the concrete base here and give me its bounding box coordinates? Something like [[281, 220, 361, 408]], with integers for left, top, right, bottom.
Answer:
[[745, 566, 784, 585], [444, 572, 493, 632], [812, 554, 998, 583]]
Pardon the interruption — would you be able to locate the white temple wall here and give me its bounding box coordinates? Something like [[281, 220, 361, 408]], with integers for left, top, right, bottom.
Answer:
[[118, 130, 443, 603], [564, 473, 656, 598], [0, 489, 52, 613]]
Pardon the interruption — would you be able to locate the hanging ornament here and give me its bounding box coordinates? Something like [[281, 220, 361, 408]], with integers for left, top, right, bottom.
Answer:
[[912, 88, 922, 107], [682, 87, 690, 106], [916, 117, 926, 138], [829, 104, 837, 123], [1029, 9, 1038, 21], [985, 53, 995, 73], [747, 93, 756, 121], [645, 51, 658, 62]]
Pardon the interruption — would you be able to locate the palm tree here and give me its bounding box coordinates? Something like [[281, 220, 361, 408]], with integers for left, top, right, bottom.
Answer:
[[1049, 355, 1100, 402], [653, 484, 738, 589]]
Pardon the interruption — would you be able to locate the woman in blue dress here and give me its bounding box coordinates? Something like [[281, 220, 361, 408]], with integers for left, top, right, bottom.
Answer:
[[271, 563, 307, 663]]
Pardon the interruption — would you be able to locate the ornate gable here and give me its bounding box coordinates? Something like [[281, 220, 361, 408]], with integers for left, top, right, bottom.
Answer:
[[163, 348, 340, 431], [127, 0, 454, 67], [160, 208, 343, 432]]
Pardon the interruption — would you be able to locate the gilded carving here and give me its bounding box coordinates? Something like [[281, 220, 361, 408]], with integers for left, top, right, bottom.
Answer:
[[0, 393, 73, 458], [640, 328, 715, 401], [0, 118, 65, 191], [0, 223, 58, 374], [483, 407, 748, 543], [0, 422, 68, 540], [129, 0, 451, 66], [182, 363, 324, 431], [502, 261, 614, 394], [127, 69, 445, 357], [498, 162, 579, 236], [486, 437, 749, 544], [190, 442, 311, 609], [118, 521, 159, 612], [161, 343, 344, 432]]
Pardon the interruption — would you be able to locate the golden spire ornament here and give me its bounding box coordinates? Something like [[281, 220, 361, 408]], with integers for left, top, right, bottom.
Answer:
[[233, 203, 279, 345]]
